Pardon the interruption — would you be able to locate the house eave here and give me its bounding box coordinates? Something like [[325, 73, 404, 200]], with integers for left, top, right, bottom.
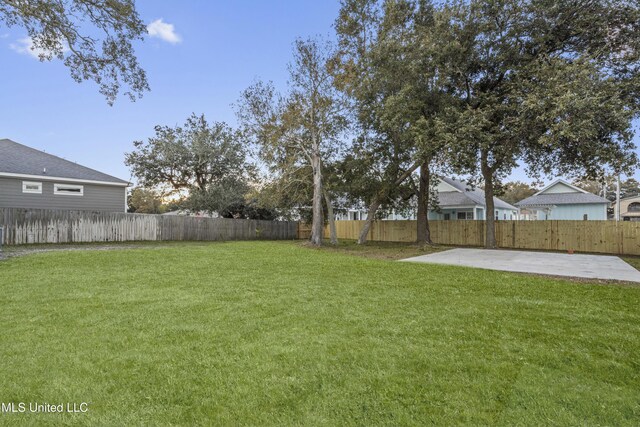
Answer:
[[517, 204, 557, 209], [0, 171, 130, 187], [437, 205, 479, 209], [518, 200, 609, 207], [533, 178, 589, 196]]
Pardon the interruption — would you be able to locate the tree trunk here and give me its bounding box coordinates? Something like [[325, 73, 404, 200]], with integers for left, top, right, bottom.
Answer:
[[357, 161, 421, 245], [310, 153, 324, 246], [324, 189, 338, 245], [481, 150, 497, 249], [416, 161, 432, 245], [357, 197, 381, 244]]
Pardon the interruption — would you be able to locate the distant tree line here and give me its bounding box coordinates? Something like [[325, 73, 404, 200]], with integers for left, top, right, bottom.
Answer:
[[126, 0, 640, 248]]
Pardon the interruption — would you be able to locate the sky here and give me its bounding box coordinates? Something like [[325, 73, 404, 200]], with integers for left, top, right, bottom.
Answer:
[[1, 0, 638, 188]]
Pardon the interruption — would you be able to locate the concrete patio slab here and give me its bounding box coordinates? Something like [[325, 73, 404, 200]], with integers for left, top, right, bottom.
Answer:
[[400, 248, 640, 283]]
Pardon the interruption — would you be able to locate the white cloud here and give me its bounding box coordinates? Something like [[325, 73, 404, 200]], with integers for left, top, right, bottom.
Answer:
[[9, 36, 68, 60], [147, 19, 181, 44]]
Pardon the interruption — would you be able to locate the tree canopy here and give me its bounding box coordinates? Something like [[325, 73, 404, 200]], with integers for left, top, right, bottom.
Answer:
[[497, 181, 538, 206], [127, 187, 166, 214], [238, 38, 347, 246], [0, 0, 149, 104], [431, 0, 640, 247], [334, 0, 448, 244], [125, 114, 250, 214], [573, 177, 640, 201]]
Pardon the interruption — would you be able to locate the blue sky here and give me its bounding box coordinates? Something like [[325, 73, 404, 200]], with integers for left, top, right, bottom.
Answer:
[[1, 0, 638, 186], [0, 1, 341, 183]]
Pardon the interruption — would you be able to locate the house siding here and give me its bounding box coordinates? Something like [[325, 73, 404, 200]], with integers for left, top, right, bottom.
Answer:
[[0, 177, 125, 212], [495, 207, 519, 220], [542, 182, 579, 194], [428, 211, 440, 220], [429, 207, 477, 220], [614, 196, 640, 220], [545, 204, 607, 220], [340, 206, 517, 221]]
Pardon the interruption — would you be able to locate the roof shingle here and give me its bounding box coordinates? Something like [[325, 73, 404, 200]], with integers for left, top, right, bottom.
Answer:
[[516, 192, 609, 206], [438, 177, 517, 210], [0, 138, 128, 185]]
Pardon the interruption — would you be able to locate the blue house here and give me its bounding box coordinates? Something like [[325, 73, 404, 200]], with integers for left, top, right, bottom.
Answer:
[[336, 177, 518, 221], [516, 179, 609, 220], [428, 177, 518, 221]]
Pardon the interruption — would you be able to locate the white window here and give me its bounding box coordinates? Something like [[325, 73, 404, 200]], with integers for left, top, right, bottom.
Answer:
[[54, 183, 84, 196], [22, 181, 42, 194], [457, 211, 473, 220]]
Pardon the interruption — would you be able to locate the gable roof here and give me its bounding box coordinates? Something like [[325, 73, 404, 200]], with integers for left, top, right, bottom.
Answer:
[[516, 179, 609, 207], [437, 177, 517, 210], [533, 179, 588, 196], [0, 138, 129, 186]]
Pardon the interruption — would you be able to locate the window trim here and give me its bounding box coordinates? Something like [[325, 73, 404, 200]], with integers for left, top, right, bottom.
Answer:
[[457, 211, 473, 220], [53, 183, 84, 196], [22, 181, 42, 194]]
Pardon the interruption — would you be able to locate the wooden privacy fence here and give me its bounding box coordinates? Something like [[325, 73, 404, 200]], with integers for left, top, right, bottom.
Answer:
[[297, 222, 312, 240], [0, 208, 297, 245], [315, 220, 640, 256]]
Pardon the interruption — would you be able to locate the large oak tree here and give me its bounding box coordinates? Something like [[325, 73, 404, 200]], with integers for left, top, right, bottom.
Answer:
[[125, 114, 250, 214], [434, 0, 640, 247]]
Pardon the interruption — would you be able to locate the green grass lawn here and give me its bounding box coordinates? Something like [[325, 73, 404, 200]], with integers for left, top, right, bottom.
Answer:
[[1, 241, 639, 426], [306, 239, 447, 260]]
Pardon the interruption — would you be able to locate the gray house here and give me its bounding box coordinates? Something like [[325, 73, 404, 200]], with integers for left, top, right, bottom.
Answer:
[[0, 139, 129, 212]]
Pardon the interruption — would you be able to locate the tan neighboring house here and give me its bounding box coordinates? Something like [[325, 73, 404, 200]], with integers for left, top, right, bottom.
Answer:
[[614, 195, 640, 221]]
